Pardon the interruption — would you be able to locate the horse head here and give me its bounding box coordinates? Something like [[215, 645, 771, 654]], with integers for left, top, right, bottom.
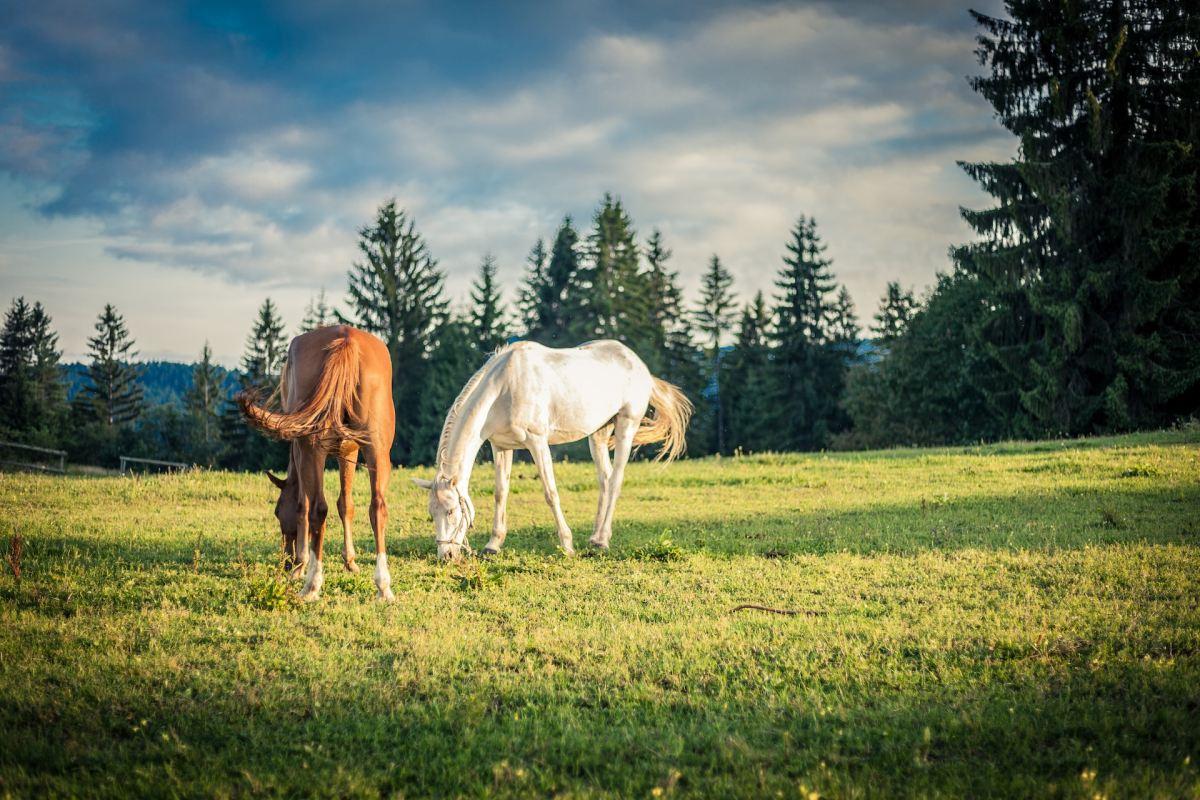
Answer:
[[266, 470, 300, 567], [412, 474, 475, 560]]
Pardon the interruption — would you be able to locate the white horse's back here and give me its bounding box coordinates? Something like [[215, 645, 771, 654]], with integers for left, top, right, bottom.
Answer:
[[490, 340, 652, 446]]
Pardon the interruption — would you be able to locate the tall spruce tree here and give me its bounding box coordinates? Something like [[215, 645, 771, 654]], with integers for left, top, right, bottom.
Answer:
[[410, 315, 478, 465], [0, 297, 64, 438], [830, 285, 861, 363], [522, 219, 583, 346], [770, 216, 843, 451], [872, 282, 916, 346], [519, 238, 549, 337], [222, 299, 288, 470], [240, 299, 288, 388], [80, 304, 143, 426], [694, 255, 737, 453], [579, 194, 652, 349], [187, 341, 225, 465], [299, 289, 336, 333], [470, 253, 509, 354], [642, 229, 679, 374], [955, 1, 1200, 435], [639, 230, 708, 453], [0, 297, 37, 435], [340, 200, 448, 462], [723, 291, 774, 453]]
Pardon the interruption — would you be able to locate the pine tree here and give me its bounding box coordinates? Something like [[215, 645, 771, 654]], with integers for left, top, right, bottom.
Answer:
[[222, 300, 288, 470], [410, 315, 479, 466], [240, 299, 288, 388], [470, 253, 509, 354], [519, 217, 590, 347], [871, 282, 915, 346], [770, 216, 843, 451], [79, 304, 143, 426], [299, 289, 336, 333], [518, 238, 549, 337], [830, 285, 861, 363], [955, 1, 1200, 435], [0, 298, 36, 434], [339, 199, 448, 462], [187, 342, 225, 465], [694, 255, 737, 453], [0, 298, 62, 437], [641, 229, 681, 375], [723, 291, 774, 453], [637, 229, 709, 453], [28, 303, 64, 427], [578, 194, 652, 349]]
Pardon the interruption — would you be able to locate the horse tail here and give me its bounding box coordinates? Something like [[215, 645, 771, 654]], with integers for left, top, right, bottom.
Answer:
[[237, 334, 370, 447], [631, 376, 694, 462]]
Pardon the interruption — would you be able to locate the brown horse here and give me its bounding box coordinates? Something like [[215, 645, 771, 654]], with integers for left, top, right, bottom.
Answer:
[[238, 325, 396, 601]]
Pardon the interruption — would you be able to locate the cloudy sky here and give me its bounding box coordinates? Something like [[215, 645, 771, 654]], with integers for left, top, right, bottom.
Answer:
[[0, 0, 1011, 365]]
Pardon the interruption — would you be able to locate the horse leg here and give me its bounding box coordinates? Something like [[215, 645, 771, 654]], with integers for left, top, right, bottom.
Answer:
[[595, 415, 638, 548], [299, 447, 327, 601], [338, 447, 360, 573], [289, 446, 311, 580], [528, 436, 574, 555], [588, 427, 613, 549], [484, 444, 512, 555], [366, 447, 394, 601]]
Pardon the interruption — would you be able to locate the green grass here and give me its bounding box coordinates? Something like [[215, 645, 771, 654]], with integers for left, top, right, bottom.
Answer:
[[1, 429, 1198, 798]]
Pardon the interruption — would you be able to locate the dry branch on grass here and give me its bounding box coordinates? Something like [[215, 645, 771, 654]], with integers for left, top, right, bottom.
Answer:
[[729, 603, 825, 617]]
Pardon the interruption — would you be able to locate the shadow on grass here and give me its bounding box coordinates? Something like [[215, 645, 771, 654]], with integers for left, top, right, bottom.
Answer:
[[2, 630, 1196, 797]]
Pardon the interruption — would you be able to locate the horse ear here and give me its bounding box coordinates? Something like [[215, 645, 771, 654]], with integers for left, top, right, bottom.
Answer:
[[266, 471, 288, 489], [411, 477, 434, 490]]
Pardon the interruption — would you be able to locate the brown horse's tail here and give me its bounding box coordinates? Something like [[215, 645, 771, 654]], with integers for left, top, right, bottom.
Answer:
[[630, 376, 694, 462], [237, 336, 369, 447]]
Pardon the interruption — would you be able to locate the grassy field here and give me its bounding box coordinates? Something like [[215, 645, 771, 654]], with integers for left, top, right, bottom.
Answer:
[[1, 429, 1198, 798]]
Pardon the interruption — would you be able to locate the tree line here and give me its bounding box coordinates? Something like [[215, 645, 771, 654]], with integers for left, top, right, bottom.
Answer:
[[1, 0, 1195, 468]]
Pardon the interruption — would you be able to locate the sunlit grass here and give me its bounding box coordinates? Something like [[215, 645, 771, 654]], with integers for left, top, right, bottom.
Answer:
[[1, 429, 1198, 797]]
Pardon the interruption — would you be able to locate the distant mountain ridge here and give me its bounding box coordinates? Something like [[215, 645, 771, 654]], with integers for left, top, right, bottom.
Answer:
[[63, 361, 241, 408]]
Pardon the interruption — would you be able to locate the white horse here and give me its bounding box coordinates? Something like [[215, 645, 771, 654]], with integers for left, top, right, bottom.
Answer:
[[412, 340, 693, 559]]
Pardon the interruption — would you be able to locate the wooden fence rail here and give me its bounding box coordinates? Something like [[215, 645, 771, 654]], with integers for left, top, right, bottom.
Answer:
[[119, 456, 192, 475], [0, 441, 66, 474]]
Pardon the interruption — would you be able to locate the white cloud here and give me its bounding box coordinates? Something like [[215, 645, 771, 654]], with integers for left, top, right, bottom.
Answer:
[[3, 2, 1016, 361]]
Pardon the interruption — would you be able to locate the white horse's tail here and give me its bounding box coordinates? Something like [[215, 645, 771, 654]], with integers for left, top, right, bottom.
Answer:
[[629, 377, 694, 462]]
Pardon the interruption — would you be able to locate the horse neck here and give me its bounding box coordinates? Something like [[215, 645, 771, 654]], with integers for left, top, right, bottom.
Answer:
[[439, 384, 496, 490]]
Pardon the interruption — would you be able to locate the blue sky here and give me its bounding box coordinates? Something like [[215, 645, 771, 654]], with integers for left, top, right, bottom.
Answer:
[[0, 0, 1010, 364]]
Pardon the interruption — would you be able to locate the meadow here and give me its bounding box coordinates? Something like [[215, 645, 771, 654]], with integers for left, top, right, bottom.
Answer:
[[1, 429, 1198, 798]]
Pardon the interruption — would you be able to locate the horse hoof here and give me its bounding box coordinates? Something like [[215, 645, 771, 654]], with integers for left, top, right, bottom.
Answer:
[[377, 588, 395, 602], [344, 560, 361, 573], [588, 540, 609, 551], [481, 547, 499, 557], [298, 590, 320, 602]]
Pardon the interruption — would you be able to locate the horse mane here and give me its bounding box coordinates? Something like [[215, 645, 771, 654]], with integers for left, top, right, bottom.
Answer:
[[436, 343, 515, 475]]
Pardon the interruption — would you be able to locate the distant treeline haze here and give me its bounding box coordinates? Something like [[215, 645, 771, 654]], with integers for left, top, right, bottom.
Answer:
[[1, 1, 1196, 469]]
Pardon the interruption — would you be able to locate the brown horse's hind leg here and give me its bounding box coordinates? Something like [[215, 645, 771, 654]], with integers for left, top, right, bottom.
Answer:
[[338, 447, 360, 573]]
